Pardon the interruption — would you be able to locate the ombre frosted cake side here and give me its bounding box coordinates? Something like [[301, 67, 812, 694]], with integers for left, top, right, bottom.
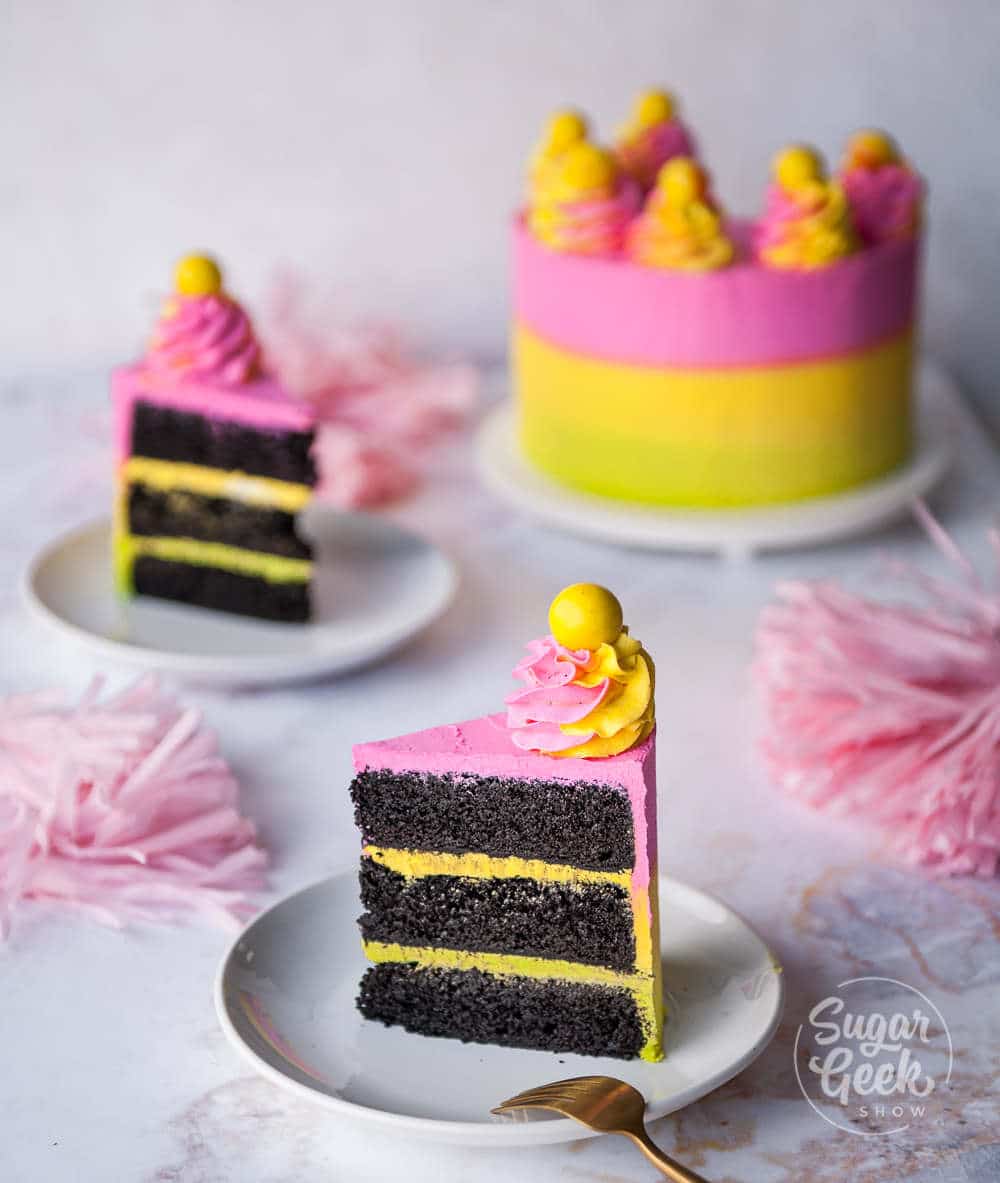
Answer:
[[514, 96, 924, 508]]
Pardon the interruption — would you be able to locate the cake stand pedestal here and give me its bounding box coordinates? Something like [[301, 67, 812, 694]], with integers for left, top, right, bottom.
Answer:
[[476, 359, 957, 557]]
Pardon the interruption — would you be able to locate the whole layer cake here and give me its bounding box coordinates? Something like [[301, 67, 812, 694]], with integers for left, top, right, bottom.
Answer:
[[112, 255, 318, 622], [351, 584, 663, 1060], [513, 96, 924, 507]]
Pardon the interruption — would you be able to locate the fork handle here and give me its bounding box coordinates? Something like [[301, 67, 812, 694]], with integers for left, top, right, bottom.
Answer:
[[624, 1128, 713, 1183]]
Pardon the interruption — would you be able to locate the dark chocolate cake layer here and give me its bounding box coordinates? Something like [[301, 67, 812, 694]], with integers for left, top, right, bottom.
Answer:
[[350, 770, 635, 872], [359, 860, 636, 972], [127, 483, 312, 560], [357, 964, 645, 1058], [131, 401, 316, 486], [133, 556, 310, 622]]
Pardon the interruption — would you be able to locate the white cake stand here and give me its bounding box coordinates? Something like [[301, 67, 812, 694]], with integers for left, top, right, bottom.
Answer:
[[476, 359, 958, 557]]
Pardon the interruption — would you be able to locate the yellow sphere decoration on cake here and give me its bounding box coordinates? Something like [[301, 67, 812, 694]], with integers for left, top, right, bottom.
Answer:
[[559, 142, 617, 194], [633, 88, 676, 128], [844, 128, 899, 170], [175, 254, 222, 297], [774, 144, 823, 191], [543, 109, 588, 155], [659, 156, 705, 206], [549, 583, 624, 651]]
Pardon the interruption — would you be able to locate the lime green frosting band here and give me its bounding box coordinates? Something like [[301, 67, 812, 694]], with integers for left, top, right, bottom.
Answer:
[[363, 939, 663, 1061], [115, 533, 312, 594]]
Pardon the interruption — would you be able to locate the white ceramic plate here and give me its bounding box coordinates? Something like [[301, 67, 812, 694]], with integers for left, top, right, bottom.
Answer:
[[23, 510, 457, 686], [477, 359, 957, 557], [214, 871, 784, 1146]]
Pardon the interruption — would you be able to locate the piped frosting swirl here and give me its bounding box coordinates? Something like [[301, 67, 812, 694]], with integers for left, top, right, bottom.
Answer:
[[505, 584, 655, 758], [146, 255, 260, 387], [838, 130, 922, 245]]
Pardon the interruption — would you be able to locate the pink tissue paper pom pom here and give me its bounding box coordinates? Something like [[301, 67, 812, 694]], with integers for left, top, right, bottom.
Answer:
[[753, 505, 1000, 877], [260, 275, 479, 509], [0, 676, 268, 940]]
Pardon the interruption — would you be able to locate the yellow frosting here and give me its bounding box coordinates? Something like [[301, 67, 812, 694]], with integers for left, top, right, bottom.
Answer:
[[528, 108, 589, 200], [514, 324, 913, 506], [761, 179, 858, 270], [115, 530, 312, 595], [554, 629, 656, 758], [363, 845, 629, 888], [363, 939, 663, 1061], [630, 158, 734, 271], [528, 142, 623, 253], [123, 458, 313, 512]]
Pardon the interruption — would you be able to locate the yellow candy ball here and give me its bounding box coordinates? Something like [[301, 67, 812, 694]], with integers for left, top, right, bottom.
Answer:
[[847, 128, 898, 169], [634, 88, 675, 127], [560, 142, 616, 193], [175, 254, 222, 297], [775, 144, 823, 191], [549, 583, 624, 651], [658, 156, 704, 206], [544, 109, 588, 154]]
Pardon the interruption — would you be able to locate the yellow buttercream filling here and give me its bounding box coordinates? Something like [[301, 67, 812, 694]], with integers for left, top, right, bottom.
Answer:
[[122, 457, 313, 512], [363, 846, 630, 888], [115, 533, 312, 594], [363, 940, 663, 1061], [364, 846, 655, 978]]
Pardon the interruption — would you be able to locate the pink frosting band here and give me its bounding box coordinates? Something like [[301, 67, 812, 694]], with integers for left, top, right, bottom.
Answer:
[[504, 636, 607, 751], [147, 294, 259, 387], [513, 215, 919, 367], [841, 166, 922, 245]]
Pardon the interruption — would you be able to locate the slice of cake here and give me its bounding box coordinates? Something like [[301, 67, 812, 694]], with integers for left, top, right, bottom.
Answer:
[[112, 255, 318, 622], [351, 584, 663, 1060]]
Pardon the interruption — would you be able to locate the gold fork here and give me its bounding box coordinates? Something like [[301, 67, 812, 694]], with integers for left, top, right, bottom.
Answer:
[[492, 1075, 711, 1182]]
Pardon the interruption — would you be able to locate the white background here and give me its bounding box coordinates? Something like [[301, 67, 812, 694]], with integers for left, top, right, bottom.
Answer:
[[4, 0, 1000, 425]]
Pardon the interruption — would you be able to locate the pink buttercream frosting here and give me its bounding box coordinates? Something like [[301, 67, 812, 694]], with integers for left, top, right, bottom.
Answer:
[[616, 120, 696, 190], [505, 636, 609, 752], [840, 164, 922, 245], [147, 293, 260, 387]]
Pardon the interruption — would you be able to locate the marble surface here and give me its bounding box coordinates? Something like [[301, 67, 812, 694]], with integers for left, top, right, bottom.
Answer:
[[1, 370, 998, 1183]]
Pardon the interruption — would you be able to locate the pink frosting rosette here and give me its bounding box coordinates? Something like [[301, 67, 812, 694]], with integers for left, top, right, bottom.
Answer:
[[616, 120, 696, 191], [505, 636, 610, 753], [840, 165, 922, 245], [147, 293, 260, 387]]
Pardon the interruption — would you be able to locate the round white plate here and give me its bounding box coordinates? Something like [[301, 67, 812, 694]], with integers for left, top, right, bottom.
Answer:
[[477, 359, 957, 557], [23, 510, 456, 686], [215, 871, 784, 1146]]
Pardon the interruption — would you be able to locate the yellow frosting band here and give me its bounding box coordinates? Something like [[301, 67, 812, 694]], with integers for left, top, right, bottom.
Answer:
[[363, 939, 662, 1060], [363, 845, 630, 889], [364, 846, 655, 978], [115, 533, 312, 594], [122, 457, 313, 512], [514, 325, 912, 506]]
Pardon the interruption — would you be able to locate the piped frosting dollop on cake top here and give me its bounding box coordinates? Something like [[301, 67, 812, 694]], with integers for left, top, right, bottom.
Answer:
[[146, 254, 260, 387], [506, 583, 655, 758]]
